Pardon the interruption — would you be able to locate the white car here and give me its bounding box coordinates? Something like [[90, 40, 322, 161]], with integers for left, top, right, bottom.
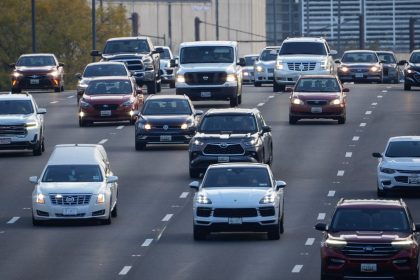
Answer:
[[30, 144, 118, 225], [156, 46, 176, 88], [254, 46, 280, 87], [190, 163, 286, 240], [373, 136, 420, 196]]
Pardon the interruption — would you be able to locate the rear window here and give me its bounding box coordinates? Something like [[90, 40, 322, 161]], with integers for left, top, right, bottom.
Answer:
[[203, 167, 271, 188], [83, 64, 127, 77], [385, 141, 420, 157], [42, 165, 103, 182], [279, 42, 327, 55]]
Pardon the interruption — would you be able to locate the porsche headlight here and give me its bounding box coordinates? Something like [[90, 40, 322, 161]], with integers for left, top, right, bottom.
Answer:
[[292, 98, 304, 105], [259, 193, 276, 204], [380, 167, 395, 174], [196, 194, 212, 204]]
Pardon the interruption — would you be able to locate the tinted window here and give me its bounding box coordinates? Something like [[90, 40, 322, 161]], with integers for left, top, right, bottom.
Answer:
[[377, 53, 396, 63], [259, 49, 278, 61], [385, 141, 420, 157], [160, 48, 171, 59], [244, 56, 258, 66], [295, 78, 340, 92], [330, 208, 410, 232], [0, 100, 34, 114], [203, 167, 271, 188], [199, 114, 257, 133], [180, 46, 234, 64], [16, 56, 55, 67], [142, 99, 192, 115], [42, 165, 103, 182], [83, 64, 127, 77], [279, 42, 327, 55], [409, 52, 420, 63], [104, 39, 150, 54], [85, 80, 132, 95], [342, 52, 378, 63]]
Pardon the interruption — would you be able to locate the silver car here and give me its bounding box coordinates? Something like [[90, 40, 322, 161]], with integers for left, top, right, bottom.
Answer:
[[254, 46, 280, 87]]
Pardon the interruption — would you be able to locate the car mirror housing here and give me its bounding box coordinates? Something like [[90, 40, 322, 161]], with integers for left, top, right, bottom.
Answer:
[[372, 152, 382, 158], [107, 175, 118, 183], [195, 110, 204, 116], [238, 57, 246, 67], [262, 126, 272, 133], [37, 108, 47, 114], [398, 60, 407, 66], [342, 88, 350, 93], [275, 180, 286, 190], [285, 87, 294, 93], [29, 176, 38, 184], [9, 63, 16, 68], [154, 47, 164, 54], [58, 62, 65, 67], [315, 222, 328, 231], [414, 223, 420, 232], [169, 59, 178, 68], [75, 73, 82, 79], [334, 59, 341, 64], [189, 181, 200, 190], [91, 50, 102, 57]]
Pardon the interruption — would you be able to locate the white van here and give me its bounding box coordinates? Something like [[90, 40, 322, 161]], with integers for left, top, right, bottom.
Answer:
[[29, 144, 118, 225]]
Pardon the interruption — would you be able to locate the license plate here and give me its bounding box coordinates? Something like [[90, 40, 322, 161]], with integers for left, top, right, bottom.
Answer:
[[63, 208, 77, 216], [408, 177, 420, 184], [30, 79, 39, 84], [218, 156, 229, 163], [361, 263, 377, 272], [0, 138, 11, 144], [100, 110, 112, 116], [311, 107, 322, 113], [228, 218, 242, 224], [355, 73, 364, 78], [201, 91, 211, 98], [160, 135, 172, 142]]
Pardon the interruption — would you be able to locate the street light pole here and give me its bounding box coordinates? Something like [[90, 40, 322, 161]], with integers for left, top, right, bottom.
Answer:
[[92, 0, 96, 62], [337, 0, 341, 55], [32, 0, 36, 53]]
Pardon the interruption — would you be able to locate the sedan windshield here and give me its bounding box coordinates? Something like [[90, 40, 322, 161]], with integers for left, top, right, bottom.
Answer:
[[385, 141, 420, 157], [142, 99, 192, 115], [83, 64, 127, 77], [103, 39, 150, 54], [279, 42, 327, 55], [42, 165, 103, 183], [342, 52, 378, 63], [244, 56, 258, 66], [0, 100, 34, 114], [199, 114, 257, 133], [160, 48, 171, 59], [180, 46, 234, 64], [259, 49, 278, 61], [295, 78, 340, 92], [410, 52, 420, 63], [16, 56, 55, 67], [330, 208, 410, 232], [203, 167, 271, 188], [85, 80, 132, 95]]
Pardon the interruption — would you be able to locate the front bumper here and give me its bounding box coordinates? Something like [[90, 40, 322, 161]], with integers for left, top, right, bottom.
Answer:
[[274, 69, 331, 85], [338, 73, 382, 82], [254, 70, 274, 83], [289, 104, 345, 119], [0, 129, 40, 151], [404, 72, 420, 86], [377, 170, 420, 192], [79, 107, 135, 123], [176, 86, 237, 101], [12, 75, 61, 90], [136, 129, 195, 144], [189, 152, 261, 169]]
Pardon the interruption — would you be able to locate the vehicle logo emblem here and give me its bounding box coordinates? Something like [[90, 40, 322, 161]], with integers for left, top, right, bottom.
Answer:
[[65, 196, 75, 203], [202, 76, 209, 81], [30, 75, 39, 79], [298, 63, 305, 71], [163, 125, 169, 130], [220, 143, 228, 148], [364, 246, 374, 253], [103, 104, 109, 108]]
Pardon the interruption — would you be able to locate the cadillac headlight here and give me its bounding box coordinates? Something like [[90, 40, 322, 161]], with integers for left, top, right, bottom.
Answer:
[[256, 66, 264, 72], [36, 193, 45, 204], [259, 193, 276, 204], [275, 60, 284, 70], [196, 194, 212, 204], [176, 74, 185, 83], [226, 74, 237, 82], [380, 167, 395, 174], [320, 60, 327, 70], [96, 193, 105, 204], [292, 98, 304, 105]]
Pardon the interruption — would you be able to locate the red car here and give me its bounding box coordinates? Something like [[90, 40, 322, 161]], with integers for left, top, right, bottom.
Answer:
[[316, 199, 420, 280], [288, 75, 348, 124], [78, 77, 144, 126]]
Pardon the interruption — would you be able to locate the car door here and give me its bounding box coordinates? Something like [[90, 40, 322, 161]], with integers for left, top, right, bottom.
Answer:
[[256, 113, 270, 162]]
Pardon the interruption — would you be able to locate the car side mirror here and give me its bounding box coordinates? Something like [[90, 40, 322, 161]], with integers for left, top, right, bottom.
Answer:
[[414, 223, 420, 232], [29, 176, 38, 184], [238, 57, 246, 67], [91, 50, 102, 57], [330, 50, 338, 55], [107, 175, 118, 183], [342, 88, 349, 93], [262, 125, 272, 133], [275, 180, 286, 190], [170, 59, 178, 68], [189, 181, 200, 190], [315, 223, 328, 232], [334, 59, 341, 64], [154, 47, 164, 54], [9, 63, 16, 68], [285, 87, 294, 93], [195, 110, 204, 116], [398, 60, 407, 66], [75, 73, 82, 79], [58, 62, 65, 67], [37, 108, 47, 114], [379, 60, 387, 64], [372, 152, 382, 158], [136, 88, 143, 95]]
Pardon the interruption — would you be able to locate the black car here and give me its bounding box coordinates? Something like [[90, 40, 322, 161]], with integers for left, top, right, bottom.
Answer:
[[135, 95, 202, 150], [336, 50, 383, 83], [399, 50, 420, 91], [376, 51, 401, 84], [189, 108, 273, 178]]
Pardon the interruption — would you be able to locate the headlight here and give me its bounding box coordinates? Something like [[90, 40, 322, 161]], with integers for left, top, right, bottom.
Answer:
[[192, 139, 204, 146], [139, 123, 152, 130], [79, 100, 91, 108], [325, 239, 347, 248], [256, 66, 264, 72], [243, 71, 249, 76], [380, 167, 395, 174], [276, 60, 284, 70], [97, 193, 105, 204], [36, 193, 45, 204], [244, 138, 260, 146], [407, 69, 414, 74], [121, 100, 134, 107], [370, 66, 381, 72], [176, 75, 185, 83], [196, 194, 212, 204], [340, 66, 349, 73], [320, 60, 327, 70], [181, 123, 189, 130], [292, 98, 303, 105], [226, 74, 237, 82], [25, 122, 38, 128], [12, 72, 22, 78], [259, 193, 276, 204], [392, 240, 415, 249], [48, 70, 60, 77], [330, 99, 341, 105]]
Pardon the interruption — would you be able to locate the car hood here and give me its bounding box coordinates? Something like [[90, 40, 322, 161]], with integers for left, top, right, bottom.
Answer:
[[179, 63, 235, 73], [15, 66, 56, 73], [278, 54, 327, 62], [382, 157, 420, 169], [340, 63, 379, 68], [194, 132, 256, 141], [201, 188, 269, 206], [83, 94, 131, 103], [293, 92, 341, 100], [139, 114, 192, 124], [0, 114, 34, 125], [102, 53, 144, 60], [328, 231, 411, 242], [255, 61, 276, 67], [38, 182, 104, 194]]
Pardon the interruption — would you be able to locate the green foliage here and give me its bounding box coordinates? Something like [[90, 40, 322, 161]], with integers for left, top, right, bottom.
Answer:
[[0, 0, 130, 91]]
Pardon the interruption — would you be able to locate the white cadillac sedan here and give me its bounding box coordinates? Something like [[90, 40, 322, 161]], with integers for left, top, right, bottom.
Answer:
[[373, 136, 420, 196], [190, 163, 286, 240]]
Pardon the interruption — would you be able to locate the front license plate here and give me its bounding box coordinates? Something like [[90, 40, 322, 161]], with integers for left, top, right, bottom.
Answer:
[[408, 177, 420, 184], [228, 218, 242, 224], [361, 263, 377, 272], [0, 138, 11, 144], [63, 208, 77, 216], [30, 79, 39, 84], [100, 110, 112, 116], [160, 135, 172, 142], [201, 91, 211, 98], [311, 107, 322, 113], [218, 156, 229, 163], [355, 73, 364, 78]]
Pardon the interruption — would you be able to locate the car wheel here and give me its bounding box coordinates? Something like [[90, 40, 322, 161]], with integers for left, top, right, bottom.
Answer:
[[60, 85, 64, 92], [111, 203, 118, 218], [238, 93, 242, 105], [267, 145, 273, 166], [129, 118, 136, 125], [157, 80, 162, 93], [101, 204, 112, 225], [289, 116, 298, 125], [320, 271, 332, 280], [254, 82, 261, 87], [377, 187, 386, 197], [32, 214, 43, 226], [189, 167, 201, 179], [135, 141, 146, 151], [404, 83, 411, 91], [79, 118, 86, 127], [169, 81, 175, 88], [33, 141, 42, 156], [41, 138, 45, 152], [193, 224, 208, 241], [338, 116, 346, 124], [267, 223, 280, 240], [54, 87, 61, 93], [147, 80, 157, 94], [280, 214, 284, 234], [230, 95, 239, 107]]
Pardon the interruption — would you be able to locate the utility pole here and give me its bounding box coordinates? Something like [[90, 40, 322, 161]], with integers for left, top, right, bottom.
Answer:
[[194, 17, 201, 41], [305, 0, 309, 36], [273, 0, 277, 44], [215, 0, 219, 40], [359, 14, 365, 49], [131, 12, 139, 36], [168, 2, 172, 50], [32, 0, 36, 53], [92, 0, 96, 62], [337, 0, 341, 55]]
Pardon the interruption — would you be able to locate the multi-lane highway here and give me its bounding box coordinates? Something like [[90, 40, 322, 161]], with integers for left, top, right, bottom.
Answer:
[[0, 83, 419, 280]]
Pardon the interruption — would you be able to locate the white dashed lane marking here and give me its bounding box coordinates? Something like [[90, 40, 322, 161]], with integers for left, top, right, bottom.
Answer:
[[327, 190, 336, 197], [7, 217, 20, 224], [292, 265, 303, 273], [67, 95, 74, 99], [317, 213, 326, 220], [377, 95, 383, 98], [98, 139, 108, 145], [305, 238, 315, 246], [116, 125, 124, 130], [257, 103, 265, 107], [268, 95, 275, 99], [345, 152, 352, 158], [352, 136, 360, 141], [365, 111, 372, 115], [162, 214, 173, 222], [337, 170, 345, 176], [360, 123, 366, 127], [382, 90, 388, 93], [118, 266, 132, 275], [179, 192, 189, 198], [371, 102, 378, 106], [141, 239, 153, 247], [50, 101, 59, 104]]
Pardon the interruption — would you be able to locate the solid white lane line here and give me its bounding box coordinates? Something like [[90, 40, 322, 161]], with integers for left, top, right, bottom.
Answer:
[[98, 139, 108, 145], [116, 125, 124, 130], [371, 102, 378, 106], [292, 265, 303, 273], [162, 214, 173, 222], [257, 103, 265, 107], [179, 192, 189, 198], [352, 136, 360, 141], [317, 213, 326, 220], [50, 101, 59, 104], [365, 111, 372, 115], [141, 238, 153, 247], [7, 217, 20, 224], [345, 152, 352, 158], [377, 95, 383, 98], [118, 266, 132, 275], [337, 170, 345, 176], [327, 190, 336, 197], [305, 238, 315, 246], [360, 123, 366, 127]]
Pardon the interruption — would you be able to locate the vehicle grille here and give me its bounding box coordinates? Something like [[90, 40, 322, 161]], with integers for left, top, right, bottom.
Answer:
[[55, 213, 86, 217], [213, 208, 258, 218], [49, 194, 92, 206], [197, 207, 212, 217], [306, 100, 328, 106], [267, 68, 274, 74], [203, 143, 245, 155], [151, 124, 184, 130], [350, 68, 369, 73], [396, 170, 420, 174], [395, 176, 409, 183], [184, 72, 227, 85], [166, 69, 174, 74], [93, 104, 119, 111], [0, 124, 27, 136], [109, 58, 143, 71], [341, 242, 399, 258], [259, 206, 275, 217], [287, 62, 316, 71]]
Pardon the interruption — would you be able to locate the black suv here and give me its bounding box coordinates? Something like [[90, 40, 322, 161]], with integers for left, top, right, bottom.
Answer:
[[188, 108, 273, 178], [315, 199, 420, 280], [399, 50, 420, 91]]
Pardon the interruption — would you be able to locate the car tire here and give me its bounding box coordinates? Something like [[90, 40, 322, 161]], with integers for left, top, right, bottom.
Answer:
[[280, 214, 284, 234], [254, 82, 261, 87], [238, 93, 242, 105], [289, 116, 298, 125], [33, 141, 42, 156], [404, 83, 411, 91], [111, 203, 118, 218], [54, 87, 61, 93], [32, 214, 43, 226], [230, 95, 239, 107], [169, 81, 175, 88], [338, 116, 346, 124], [147, 80, 157, 94], [189, 167, 201, 179], [193, 225, 208, 241], [135, 141, 146, 151], [377, 187, 386, 197], [267, 223, 280, 240], [101, 205, 112, 225], [79, 118, 86, 127], [129, 118, 136, 125], [157, 80, 162, 93], [41, 138, 45, 152]]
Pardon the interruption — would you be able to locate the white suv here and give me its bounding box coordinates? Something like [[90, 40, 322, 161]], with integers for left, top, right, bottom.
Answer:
[[0, 93, 46, 155], [273, 37, 337, 92]]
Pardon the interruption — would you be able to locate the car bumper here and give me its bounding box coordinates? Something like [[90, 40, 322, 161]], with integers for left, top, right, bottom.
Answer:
[[254, 71, 274, 83], [377, 171, 420, 192], [12, 76, 61, 90], [0, 131, 40, 151], [404, 73, 420, 86], [32, 202, 111, 220], [338, 73, 382, 82], [80, 108, 135, 122], [290, 104, 345, 119], [136, 130, 195, 144], [176, 86, 237, 101], [274, 69, 331, 85]]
